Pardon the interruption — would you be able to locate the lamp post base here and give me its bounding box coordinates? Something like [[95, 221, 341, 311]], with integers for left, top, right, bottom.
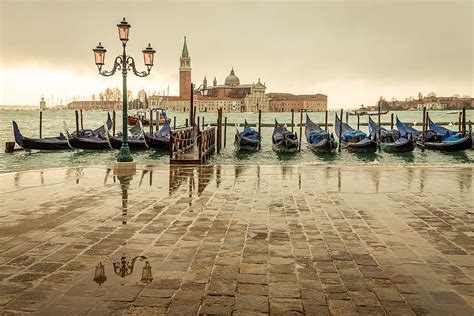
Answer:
[[117, 145, 133, 163]]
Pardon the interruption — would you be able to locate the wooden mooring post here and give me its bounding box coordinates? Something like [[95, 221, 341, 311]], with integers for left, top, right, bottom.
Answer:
[[462, 107, 466, 134], [325, 110, 328, 131], [149, 109, 153, 134], [80, 109, 84, 130], [202, 117, 205, 130], [356, 114, 360, 130], [422, 107, 426, 146], [75, 110, 79, 135], [217, 108, 223, 153], [390, 113, 394, 130], [224, 117, 227, 148], [185, 118, 189, 127], [298, 110, 303, 152], [197, 117, 201, 132], [377, 101, 381, 152], [112, 111, 116, 136], [258, 110, 262, 150], [39, 111, 43, 138], [338, 109, 343, 152], [458, 112, 462, 132], [173, 116, 176, 130], [5, 142, 15, 153], [291, 109, 294, 132], [345, 111, 349, 123]]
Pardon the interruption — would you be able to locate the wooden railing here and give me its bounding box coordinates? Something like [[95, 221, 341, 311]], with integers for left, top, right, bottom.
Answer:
[[198, 127, 216, 164], [169, 127, 195, 160], [170, 126, 216, 164]]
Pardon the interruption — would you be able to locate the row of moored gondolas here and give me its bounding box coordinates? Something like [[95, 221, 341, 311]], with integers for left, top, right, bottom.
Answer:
[[236, 112, 472, 153], [12, 111, 472, 153]]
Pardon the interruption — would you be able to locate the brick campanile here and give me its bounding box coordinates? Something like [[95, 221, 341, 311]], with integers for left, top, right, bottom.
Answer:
[[179, 36, 191, 99]]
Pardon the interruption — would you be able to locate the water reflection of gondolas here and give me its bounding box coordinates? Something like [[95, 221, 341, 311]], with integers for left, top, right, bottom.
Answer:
[[138, 170, 153, 187]]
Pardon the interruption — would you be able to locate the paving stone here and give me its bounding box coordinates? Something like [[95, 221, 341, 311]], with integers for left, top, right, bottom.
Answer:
[[328, 299, 357, 315], [0, 165, 472, 314], [237, 283, 268, 296], [429, 290, 467, 304], [269, 298, 303, 313], [234, 294, 268, 312], [269, 282, 301, 298], [350, 290, 381, 306], [238, 273, 268, 285], [207, 279, 237, 296]]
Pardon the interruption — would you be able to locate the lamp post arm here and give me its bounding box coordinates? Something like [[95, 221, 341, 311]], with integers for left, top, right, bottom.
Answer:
[[126, 56, 151, 78], [98, 56, 123, 77]]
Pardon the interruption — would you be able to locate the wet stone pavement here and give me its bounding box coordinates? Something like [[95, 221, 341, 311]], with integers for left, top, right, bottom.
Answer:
[[0, 164, 473, 315]]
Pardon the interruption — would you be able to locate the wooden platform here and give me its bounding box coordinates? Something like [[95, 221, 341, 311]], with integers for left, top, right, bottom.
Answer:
[[171, 146, 201, 165]]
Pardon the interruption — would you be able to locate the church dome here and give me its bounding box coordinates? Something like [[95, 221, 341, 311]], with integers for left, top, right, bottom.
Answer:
[[224, 68, 240, 87]]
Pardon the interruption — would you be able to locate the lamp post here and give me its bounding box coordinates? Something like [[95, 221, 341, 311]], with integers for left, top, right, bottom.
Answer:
[[93, 18, 156, 162]]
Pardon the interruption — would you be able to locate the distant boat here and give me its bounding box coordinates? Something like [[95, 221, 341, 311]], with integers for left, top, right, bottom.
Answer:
[[128, 109, 170, 126], [272, 120, 298, 153], [349, 110, 389, 116], [305, 114, 336, 153], [234, 120, 260, 151], [446, 111, 460, 114]]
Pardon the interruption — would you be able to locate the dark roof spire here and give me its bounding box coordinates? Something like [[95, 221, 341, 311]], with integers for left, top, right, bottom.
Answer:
[[230, 67, 235, 75], [181, 36, 189, 57]]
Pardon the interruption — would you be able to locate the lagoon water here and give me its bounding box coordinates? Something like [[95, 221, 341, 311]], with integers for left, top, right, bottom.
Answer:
[[0, 109, 472, 173]]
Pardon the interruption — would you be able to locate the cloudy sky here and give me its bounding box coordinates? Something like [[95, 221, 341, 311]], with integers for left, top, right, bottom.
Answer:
[[0, 0, 472, 108]]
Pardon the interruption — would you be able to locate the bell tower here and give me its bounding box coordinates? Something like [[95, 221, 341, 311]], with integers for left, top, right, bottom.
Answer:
[[179, 36, 191, 99]]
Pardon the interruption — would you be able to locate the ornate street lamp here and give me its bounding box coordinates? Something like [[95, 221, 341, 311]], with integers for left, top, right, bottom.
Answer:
[[93, 18, 156, 162]]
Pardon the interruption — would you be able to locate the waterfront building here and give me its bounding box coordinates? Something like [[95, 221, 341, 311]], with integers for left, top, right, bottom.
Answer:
[[149, 37, 326, 113], [267, 93, 327, 112], [387, 95, 473, 110], [67, 100, 121, 110]]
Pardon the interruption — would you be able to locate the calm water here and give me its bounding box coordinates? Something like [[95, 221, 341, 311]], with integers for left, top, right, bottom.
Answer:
[[0, 109, 472, 173]]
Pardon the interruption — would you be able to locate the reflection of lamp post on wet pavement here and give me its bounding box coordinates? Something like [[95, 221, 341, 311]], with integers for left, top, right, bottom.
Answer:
[[93, 17, 156, 163], [93, 256, 153, 285], [117, 175, 133, 224]]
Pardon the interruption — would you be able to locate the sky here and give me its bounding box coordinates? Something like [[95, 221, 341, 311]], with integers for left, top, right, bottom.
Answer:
[[0, 0, 472, 108]]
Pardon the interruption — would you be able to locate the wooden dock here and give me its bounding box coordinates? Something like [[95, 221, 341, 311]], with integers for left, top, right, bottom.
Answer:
[[170, 126, 216, 165]]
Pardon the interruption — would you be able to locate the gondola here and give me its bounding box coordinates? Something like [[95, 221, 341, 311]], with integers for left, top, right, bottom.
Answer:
[[419, 115, 472, 151], [12, 121, 71, 150], [67, 113, 113, 150], [108, 119, 148, 150], [305, 114, 336, 153], [368, 117, 415, 153], [335, 114, 377, 153], [144, 121, 171, 150], [397, 116, 472, 151], [234, 120, 260, 151], [272, 120, 299, 153]]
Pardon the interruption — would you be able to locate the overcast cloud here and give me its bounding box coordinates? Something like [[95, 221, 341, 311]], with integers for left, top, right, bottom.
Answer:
[[0, 0, 472, 107]]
